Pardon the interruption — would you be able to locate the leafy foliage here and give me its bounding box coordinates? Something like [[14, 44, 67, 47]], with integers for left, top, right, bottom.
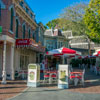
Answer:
[[60, 2, 88, 36], [84, 0, 100, 43], [46, 2, 88, 36]]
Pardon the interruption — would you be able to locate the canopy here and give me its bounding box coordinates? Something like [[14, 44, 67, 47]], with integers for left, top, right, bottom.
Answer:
[[46, 47, 81, 56]]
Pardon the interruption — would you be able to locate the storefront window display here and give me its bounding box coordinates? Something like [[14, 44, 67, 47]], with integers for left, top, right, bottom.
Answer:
[[20, 50, 29, 70], [20, 55, 29, 70]]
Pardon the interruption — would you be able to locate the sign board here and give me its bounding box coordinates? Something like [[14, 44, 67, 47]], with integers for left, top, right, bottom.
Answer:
[[16, 39, 45, 52], [16, 39, 30, 46], [58, 64, 69, 89], [27, 64, 40, 87], [0, 26, 2, 34]]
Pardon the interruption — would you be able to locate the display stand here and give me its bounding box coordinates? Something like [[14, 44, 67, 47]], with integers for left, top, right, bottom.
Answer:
[[27, 64, 40, 87], [58, 64, 69, 89]]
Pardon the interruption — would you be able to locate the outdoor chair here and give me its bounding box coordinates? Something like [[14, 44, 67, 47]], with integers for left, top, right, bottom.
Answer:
[[69, 69, 85, 86], [94, 67, 100, 75], [15, 71, 21, 80], [79, 69, 85, 86], [43, 71, 50, 83], [51, 73, 58, 83]]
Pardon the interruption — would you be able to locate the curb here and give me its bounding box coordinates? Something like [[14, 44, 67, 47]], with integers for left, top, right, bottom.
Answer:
[[7, 87, 29, 100]]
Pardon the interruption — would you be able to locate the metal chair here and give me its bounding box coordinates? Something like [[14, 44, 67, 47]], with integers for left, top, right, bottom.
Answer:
[[43, 71, 50, 83]]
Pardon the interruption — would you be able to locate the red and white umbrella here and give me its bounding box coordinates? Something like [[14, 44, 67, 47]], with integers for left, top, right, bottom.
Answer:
[[46, 47, 81, 56], [93, 51, 100, 57]]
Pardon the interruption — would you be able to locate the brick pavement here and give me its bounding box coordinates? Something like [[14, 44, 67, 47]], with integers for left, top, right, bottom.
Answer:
[[68, 70, 100, 93], [0, 80, 27, 100], [0, 69, 100, 100]]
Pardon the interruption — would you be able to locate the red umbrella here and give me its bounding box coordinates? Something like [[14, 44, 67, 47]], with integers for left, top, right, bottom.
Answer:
[[46, 47, 81, 56], [93, 51, 100, 57]]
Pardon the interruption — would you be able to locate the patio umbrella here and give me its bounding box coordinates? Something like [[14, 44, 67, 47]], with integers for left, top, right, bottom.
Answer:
[[46, 47, 81, 64], [93, 51, 100, 57], [46, 47, 81, 56]]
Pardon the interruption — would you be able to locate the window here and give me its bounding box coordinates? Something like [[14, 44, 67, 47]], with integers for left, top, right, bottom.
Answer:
[[15, 19, 19, 38], [10, 8, 14, 31], [26, 7, 29, 13], [58, 42, 60, 48], [31, 13, 33, 18], [60, 42, 63, 47], [28, 29, 31, 38], [19, 1, 23, 7], [33, 32, 35, 39], [22, 24, 25, 38], [20, 55, 29, 70]]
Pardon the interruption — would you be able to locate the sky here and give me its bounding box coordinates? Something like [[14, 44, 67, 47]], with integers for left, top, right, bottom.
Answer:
[[26, 0, 90, 25]]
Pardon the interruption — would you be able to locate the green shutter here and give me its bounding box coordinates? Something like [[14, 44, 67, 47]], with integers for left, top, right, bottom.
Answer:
[[0, 26, 2, 34]]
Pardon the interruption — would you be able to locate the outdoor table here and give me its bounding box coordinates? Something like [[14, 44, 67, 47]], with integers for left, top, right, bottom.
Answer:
[[44, 70, 57, 84], [70, 71, 83, 86]]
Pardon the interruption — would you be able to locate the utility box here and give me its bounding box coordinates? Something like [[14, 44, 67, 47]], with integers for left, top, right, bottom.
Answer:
[[27, 64, 40, 87], [58, 64, 69, 89]]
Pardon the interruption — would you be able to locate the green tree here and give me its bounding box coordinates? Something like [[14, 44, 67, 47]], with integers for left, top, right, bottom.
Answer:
[[60, 2, 88, 36], [46, 19, 59, 29], [84, 0, 100, 43]]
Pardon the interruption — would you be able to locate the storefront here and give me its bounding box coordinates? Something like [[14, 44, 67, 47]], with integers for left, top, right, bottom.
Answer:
[[0, 35, 15, 83], [15, 39, 45, 80]]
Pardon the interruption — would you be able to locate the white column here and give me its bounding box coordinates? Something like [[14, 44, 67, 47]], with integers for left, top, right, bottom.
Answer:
[[10, 43, 15, 80], [1, 41, 7, 84]]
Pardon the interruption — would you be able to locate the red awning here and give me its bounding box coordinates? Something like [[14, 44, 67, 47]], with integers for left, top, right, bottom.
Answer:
[[16, 39, 45, 52]]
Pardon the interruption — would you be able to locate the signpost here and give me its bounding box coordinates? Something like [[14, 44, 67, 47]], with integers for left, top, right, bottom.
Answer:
[[58, 65, 69, 89], [27, 64, 40, 87], [0, 26, 2, 34]]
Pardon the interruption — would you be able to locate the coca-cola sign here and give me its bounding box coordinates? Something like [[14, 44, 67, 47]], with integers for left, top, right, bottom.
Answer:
[[16, 39, 30, 45], [16, 39, 45, 52]]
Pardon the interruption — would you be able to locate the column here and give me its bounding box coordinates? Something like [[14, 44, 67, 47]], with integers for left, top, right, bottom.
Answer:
[[1, 41, 7, 84], [10, 43, 15, 80]]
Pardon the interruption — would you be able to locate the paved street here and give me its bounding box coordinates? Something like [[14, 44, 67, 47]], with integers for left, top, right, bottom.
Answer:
[[9, 87, 100, 100], [9, 70, 100, 100]]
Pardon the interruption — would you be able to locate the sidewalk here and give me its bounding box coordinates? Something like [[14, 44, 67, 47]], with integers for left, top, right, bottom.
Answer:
[[68, 69, 100, 93], [0, 80, 27, 100], [0, 69, 100, 100], [9, 70, 100, 100], [9, 87, 100, 100]]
